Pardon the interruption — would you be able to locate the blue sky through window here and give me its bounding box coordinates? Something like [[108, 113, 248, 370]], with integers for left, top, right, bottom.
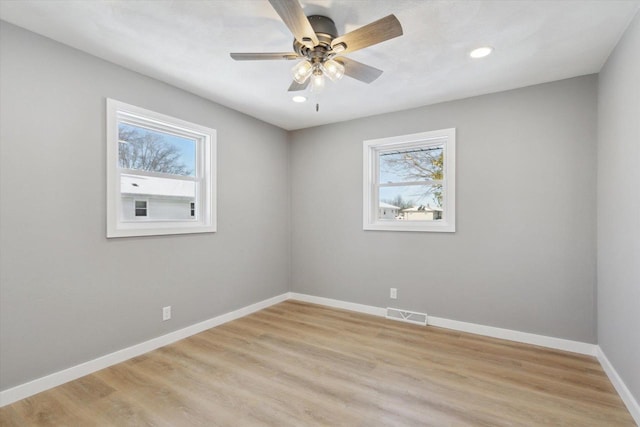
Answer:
[[119, 123, 196, 176]]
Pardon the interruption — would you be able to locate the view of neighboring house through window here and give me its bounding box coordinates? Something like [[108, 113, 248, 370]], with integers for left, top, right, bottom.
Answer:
[[363, 128, 455, 232], [106, 99, 216, 237], [134, 200, 148, 217]]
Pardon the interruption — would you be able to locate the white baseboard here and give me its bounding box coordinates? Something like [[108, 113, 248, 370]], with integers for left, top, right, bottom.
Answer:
[[288, 293, 596, 356], [288, 292, 386, 317], [0, 293, 289, 407], [427, 316, 597, 356], [597, 346, 640, 425]]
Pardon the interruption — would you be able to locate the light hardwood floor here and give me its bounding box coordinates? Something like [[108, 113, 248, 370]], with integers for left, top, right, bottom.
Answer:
[[0, 300, 635, 426]]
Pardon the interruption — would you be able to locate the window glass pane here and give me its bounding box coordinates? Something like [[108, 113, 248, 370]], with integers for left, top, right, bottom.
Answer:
[[118, 123, 196, 177], [379, 145, 443, 184], [121, 174, 196, 221], [378, 184, 443, 221]]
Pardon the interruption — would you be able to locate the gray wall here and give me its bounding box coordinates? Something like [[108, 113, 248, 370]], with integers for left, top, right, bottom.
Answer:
[[0, 22, 290, 390], [597, 12, 640, 403], [291, 75, 598, 343]]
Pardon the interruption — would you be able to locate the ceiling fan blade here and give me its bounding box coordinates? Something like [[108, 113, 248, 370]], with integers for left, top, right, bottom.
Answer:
[[288, 79, 310, 91], [230, 52, 299, 61], [331, 14, 403, 54], [268, 0, 319, 48], [335, 57, 383, 83]]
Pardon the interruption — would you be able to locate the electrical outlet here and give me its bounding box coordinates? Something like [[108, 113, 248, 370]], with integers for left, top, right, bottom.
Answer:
[[162, 306, 171, 321], [390, 288, 397, 299]]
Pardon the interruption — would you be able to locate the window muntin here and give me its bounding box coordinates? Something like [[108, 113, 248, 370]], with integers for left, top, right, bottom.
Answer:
[[363, 128, 455, 232], [107, 99, 216, 237]]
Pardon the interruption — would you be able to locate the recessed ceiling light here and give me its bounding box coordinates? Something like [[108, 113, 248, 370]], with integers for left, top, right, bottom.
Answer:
[[470, 46, 493, 59], [292, 95, 307, 103]]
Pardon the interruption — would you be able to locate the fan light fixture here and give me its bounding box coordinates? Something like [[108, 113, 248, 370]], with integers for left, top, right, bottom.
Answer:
[[310, 68, 325, 92], [292, 59, 345, 92], [292, 60, 313, 83], [230, 2, 404, 95], [322, 59, 345, 81]]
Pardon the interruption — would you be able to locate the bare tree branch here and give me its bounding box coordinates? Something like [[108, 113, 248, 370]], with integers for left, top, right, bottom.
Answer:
[[380, 148, 444, 207], [119, 127, 192, 176]]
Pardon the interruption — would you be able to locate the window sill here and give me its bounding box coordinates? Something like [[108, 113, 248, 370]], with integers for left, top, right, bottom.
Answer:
[[107, 224, 216, 238], [363, 221, 455, 233]]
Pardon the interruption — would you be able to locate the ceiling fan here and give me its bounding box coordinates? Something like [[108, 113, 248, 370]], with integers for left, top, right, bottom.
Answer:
[[230, 0, 403, 93]]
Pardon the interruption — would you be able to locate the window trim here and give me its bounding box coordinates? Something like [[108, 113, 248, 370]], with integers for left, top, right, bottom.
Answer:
[[363, 128, 456, 232], [106, 99, 217, 238]]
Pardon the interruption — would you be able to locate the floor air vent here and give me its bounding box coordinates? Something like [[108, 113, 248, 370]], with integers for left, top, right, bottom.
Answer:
[[386, 307, 428, 326]]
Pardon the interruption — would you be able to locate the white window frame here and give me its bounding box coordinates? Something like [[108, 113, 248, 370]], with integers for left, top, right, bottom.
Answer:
[[106, 99, 217, 238], [363, 128, 456, 232]]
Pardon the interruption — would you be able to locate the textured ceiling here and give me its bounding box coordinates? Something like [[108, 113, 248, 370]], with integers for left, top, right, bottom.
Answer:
[[1, 0, 638, 130]]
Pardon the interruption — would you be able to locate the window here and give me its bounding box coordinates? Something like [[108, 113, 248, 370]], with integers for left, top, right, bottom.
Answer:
[[107, 99, 216, 237], [134, 200, 148, 217], [363, 128, 455, 232]]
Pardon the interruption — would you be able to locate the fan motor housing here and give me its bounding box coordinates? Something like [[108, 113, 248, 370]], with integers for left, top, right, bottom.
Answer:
[[308, 15, 338, 39], [293, 15, 338, 60]]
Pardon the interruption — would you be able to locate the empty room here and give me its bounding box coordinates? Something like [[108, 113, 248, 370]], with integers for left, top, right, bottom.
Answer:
[[0, 0, 639, 425]]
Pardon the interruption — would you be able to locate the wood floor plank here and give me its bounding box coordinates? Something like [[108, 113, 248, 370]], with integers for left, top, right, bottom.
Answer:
[[0, 300, 635, 426]]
